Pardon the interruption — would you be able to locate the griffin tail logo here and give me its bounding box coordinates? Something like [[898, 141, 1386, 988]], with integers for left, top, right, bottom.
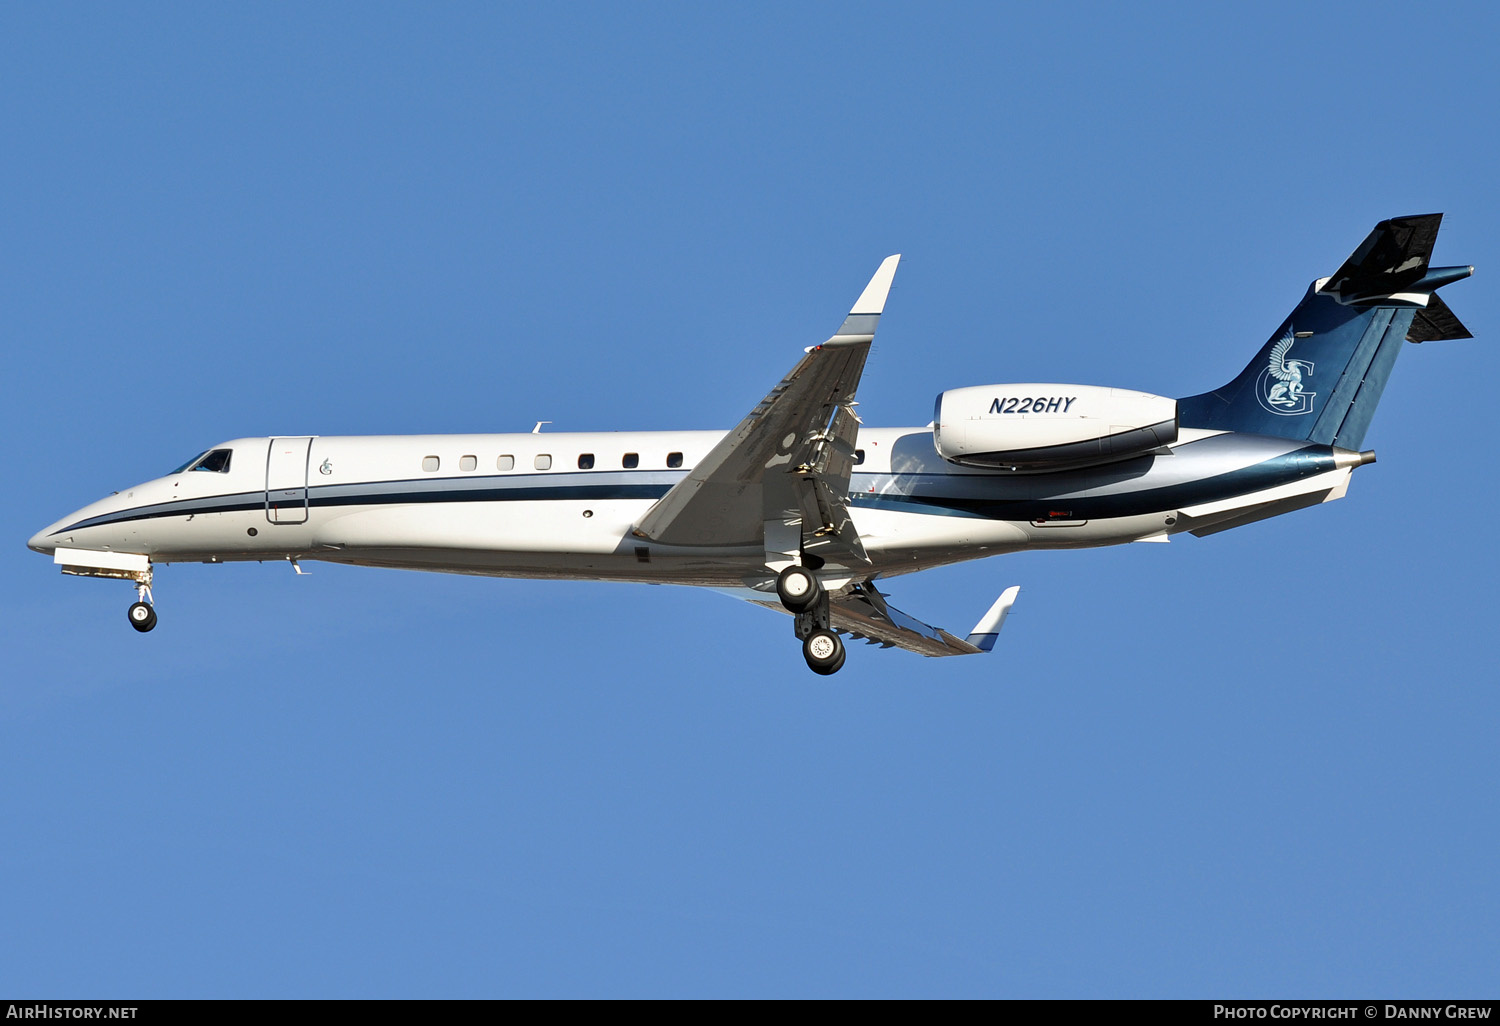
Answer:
[[1256, 328, 1316, 416]]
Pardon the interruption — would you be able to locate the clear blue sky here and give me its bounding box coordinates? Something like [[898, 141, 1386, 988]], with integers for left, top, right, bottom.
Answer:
[[2, 2, 1496, 998]]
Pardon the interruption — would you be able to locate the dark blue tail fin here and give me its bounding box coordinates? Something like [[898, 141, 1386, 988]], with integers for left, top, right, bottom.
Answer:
[[1179, 214, 1473, 449]]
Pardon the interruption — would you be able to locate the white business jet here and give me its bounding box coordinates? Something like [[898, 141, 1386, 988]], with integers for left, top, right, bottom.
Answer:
[[29, 215, 1473, 674]]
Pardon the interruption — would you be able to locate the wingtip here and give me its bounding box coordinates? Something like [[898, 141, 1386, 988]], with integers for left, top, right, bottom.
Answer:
[[849, 254, 902, 316], [964, 586, 1020, 653]]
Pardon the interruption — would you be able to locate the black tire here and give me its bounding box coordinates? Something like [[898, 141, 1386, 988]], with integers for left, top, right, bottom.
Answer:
[[803, 629, 844, 674], [821, 647, 847, 676], [128, 601, 157, 633], [776, 565, 821, 612]]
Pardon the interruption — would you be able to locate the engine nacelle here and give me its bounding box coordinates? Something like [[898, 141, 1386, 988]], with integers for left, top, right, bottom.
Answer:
[[934, 384, 1178, 472]]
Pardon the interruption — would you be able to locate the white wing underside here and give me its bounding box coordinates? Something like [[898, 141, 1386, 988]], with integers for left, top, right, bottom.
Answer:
[[631, 256, 901, 569]]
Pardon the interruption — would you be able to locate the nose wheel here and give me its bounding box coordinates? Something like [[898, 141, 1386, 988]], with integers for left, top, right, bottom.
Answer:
[[128, 602, 156, 632], [127, 582, 157, 633], [778, 565, 845, 675]]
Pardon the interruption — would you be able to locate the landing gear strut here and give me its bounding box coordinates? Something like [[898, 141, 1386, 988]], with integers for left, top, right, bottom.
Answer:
[[127, 582, 157, 633], [778, 565, 844, 674]]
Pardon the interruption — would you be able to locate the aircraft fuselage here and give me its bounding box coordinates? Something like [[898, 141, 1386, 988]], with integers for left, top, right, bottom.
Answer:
[[28, 426, 1356, 588]]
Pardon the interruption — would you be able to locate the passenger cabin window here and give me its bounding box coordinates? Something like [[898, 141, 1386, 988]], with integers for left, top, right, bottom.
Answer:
[[667, 452, 684, 469], [497, 455, 515, 471], [577, 453, 594, 470], [622, 452, 639, 469], [422, 456, 440, 472], [535, 454, 552, 471], [190, 449, 233, 473], [854, 449, 865, 465], [460, 455, 477, 472]]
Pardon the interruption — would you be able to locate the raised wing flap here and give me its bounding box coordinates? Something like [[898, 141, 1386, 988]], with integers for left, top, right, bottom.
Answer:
[[632, 257, 900, 558]]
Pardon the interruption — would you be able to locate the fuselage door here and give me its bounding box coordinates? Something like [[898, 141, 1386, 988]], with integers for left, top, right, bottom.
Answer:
[[265, 437, 313, 524]]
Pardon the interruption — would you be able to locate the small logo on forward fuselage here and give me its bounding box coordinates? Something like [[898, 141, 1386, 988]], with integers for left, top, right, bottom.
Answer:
[[1257, 329, 1316, 416]]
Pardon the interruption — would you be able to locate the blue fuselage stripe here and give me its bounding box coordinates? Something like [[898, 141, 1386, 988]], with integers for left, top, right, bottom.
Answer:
[[851, 446, 1333, 520], [53, 481, 675, 534], [51, 446, 1336, 535]]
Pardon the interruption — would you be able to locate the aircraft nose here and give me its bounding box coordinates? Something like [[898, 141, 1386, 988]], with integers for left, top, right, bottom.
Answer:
[[30, 488, 151, 558], [28, 510, 78, 555], [28, 520, 63, 555]]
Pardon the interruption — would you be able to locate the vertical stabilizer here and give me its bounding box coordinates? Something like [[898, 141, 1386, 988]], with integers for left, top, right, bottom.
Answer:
[[1179, 215, 1472, 449]]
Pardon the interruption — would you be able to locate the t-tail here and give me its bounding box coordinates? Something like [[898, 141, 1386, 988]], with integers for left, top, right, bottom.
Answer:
[[1179, 214, 1474, 448]]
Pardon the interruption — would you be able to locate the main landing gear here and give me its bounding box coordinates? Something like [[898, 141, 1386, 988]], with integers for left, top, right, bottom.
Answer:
[[127, 582, 157, 633], [776, 565, 845, 675]]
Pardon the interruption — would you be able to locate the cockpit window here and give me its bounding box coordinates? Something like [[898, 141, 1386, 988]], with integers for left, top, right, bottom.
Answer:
[[171, 451, 210, 475], [192, 449, 232, 473], [171, 448, 234, 474]]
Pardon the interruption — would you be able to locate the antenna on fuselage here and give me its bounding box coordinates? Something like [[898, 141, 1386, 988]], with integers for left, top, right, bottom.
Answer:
[[532, 421, 550, 433]]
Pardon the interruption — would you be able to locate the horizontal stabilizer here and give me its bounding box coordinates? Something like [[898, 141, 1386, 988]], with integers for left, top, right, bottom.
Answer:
[[1180, 213, 1472, 449], [1407, 292, 1473, 342], [1324, 213, 1443, 302]]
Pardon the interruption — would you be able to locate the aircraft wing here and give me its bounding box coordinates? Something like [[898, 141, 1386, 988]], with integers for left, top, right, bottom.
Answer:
[[631, 256, 901, 567], [727, 582, 1021, 659]]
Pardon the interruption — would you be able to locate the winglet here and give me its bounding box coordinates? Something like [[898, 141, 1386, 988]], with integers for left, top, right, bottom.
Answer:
[[964, 586, 1020, 653], [831, 254, 901, 342]]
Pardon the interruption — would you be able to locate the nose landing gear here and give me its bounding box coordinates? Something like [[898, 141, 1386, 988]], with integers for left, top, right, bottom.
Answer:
[[51, 548, 159, 633], [128, 601, 157, 632], [127, 582, 157, 633], [777, 565, 845, 674]]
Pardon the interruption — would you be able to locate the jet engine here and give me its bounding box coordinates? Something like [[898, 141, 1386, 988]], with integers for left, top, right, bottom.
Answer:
[[933, 384, 1178, 472]]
